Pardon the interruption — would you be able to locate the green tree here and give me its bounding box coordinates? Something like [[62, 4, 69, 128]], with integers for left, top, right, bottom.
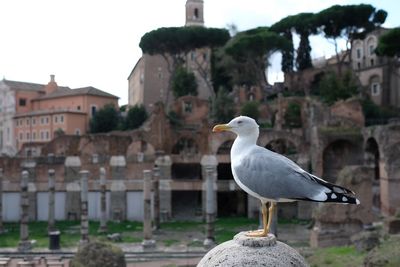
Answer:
[[89, 104, 120, 133], [125, 105, 148, 130], [172, 66, 198, 98], [284, 102, 302, 128], [139, 26, 230, 104], [376, 27, 400, 57], [224, 27, 290, 87], [240, 101, 260, 121], [318, 71, 358, 105], [271, 13, 318, 71], [315, 4, 387, 75], [212, 87, 235, 122]]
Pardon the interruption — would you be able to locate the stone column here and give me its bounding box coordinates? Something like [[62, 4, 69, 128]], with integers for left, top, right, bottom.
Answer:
[[200, 155, 218, 219], [98, 167, 108, 233], [153, 166, 160, 230], [18, 170, 31, 252], [155, 155, 172, 221], [203, 167, 216, 248], [110, 156, 127, 221], [142, 170, 155, 248], [65, 156, 81, 220], [21, 160, 37, 221], [0, 168, 4, 234], [48, 169, 56, 232], [198, 232, 308, 267], [80, 170, 89, 244]]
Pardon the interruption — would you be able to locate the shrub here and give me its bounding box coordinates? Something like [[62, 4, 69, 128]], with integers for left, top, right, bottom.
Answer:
[[70, 241, 126, 267]]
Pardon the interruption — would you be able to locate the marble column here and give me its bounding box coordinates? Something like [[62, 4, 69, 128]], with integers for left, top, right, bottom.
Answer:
[[48, 169, 56, 232], [110, 156, 127, 221], [65, 156, 81, 220], [80, 170, 89, 244], [142, 170, 155, 248], [98, 167, 108, 233], [200, 155, 218, 219], [204, 167, 216, 248], [155, 155, 172, 221], [0, 168, 4, 234], [18, 170, 31, 251], [153, 166, 160, 230]]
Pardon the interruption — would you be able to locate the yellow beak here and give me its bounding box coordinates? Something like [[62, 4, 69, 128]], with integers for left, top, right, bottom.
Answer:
[[212, 124, 232, 132]]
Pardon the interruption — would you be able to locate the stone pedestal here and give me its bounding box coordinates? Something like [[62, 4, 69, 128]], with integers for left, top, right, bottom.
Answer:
[[198, 232, 307, 267]]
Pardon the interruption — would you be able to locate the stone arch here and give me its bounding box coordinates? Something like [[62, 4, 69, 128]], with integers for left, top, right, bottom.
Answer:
[[322, 139, 361, 183], [217, 140, 234, 155], [126, 140, 155, 162], [172, 137, 199, 155], [365, 137, 381, 215], [258, 130, 303, 154]]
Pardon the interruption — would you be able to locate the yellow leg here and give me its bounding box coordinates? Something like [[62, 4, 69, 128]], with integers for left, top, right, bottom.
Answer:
[[266, 202, 276, 233], [246, 202, 269, 237]]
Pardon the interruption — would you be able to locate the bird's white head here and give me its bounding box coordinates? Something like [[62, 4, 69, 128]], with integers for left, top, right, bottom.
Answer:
[[213, 116, 259, 137]]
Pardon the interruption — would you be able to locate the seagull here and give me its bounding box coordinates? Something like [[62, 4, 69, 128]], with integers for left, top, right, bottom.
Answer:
[[213, 116, 360, 237]]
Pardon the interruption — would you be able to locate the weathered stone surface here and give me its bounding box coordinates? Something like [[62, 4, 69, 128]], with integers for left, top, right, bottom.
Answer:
[[384, 217, 400, 234], [351, 230, 380, 252], [310, 165, 374, 247], [364, 235, 400, 267], [197, 232, 308, 267]]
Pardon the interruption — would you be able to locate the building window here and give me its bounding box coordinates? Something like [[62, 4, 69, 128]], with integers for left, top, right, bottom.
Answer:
[[60, 115, 64, 123], [45, 117, 49, 124], [19, 132, 23, 141], [46, 131, 50, 140], [16, 120, 19, 126], [26, 132, 30, 141], [75, 128, 81, 136], [357, 62, 361, 69], [19, 98, 26, 106], [371, 83, 380, 96], [369, 45, 375, 56], [32, 132, 36, 140], [26, 119, 30, 125], [40, 131, 44, 140], [77, 105, 81, 110], [41, 117, 45, 124], [183, 101, 192, 113], [32, 118, 36, 125], [370, 59, 374, 66], [19, 119, 23, 126], [54, 116, 58, 123], [91, 106, 97, 116], [194, 8, 199, 19], [356, 48, 362, 59]]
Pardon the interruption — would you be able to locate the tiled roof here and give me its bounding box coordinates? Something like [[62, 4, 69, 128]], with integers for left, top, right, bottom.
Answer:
[[35, 86, 118, 100], [1, 79, 45, 92]]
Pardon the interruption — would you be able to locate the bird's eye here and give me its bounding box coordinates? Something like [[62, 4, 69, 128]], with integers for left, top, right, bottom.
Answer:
[[237, 120, 243, 124]]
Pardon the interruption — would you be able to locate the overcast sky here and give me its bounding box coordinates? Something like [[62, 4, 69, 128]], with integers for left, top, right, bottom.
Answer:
[[0, 0, 398, 105]]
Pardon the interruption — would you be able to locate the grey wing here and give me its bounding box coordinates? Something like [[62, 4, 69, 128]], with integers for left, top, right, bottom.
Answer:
[[233, 148, 325, 201]]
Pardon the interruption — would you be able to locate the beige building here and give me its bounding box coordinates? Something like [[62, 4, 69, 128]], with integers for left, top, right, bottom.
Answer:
[[0, 75, 118, 156], [352, 28, 400, 107], [128, 0, 212, 112]]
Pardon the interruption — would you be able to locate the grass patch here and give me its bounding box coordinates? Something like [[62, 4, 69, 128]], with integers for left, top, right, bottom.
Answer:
[[308, 246, 366, 267], [161, 221, 202, 231]]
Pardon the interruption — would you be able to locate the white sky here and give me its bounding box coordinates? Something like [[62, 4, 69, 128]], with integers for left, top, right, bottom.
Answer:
[[0, 0, 398, 105]]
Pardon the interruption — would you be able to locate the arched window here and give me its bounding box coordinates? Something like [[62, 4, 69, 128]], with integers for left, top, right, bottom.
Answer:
[[194, 8, 199, 19]]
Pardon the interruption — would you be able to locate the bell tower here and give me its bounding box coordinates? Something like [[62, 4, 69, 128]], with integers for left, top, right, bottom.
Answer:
[[185, 0, 204, 27]]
